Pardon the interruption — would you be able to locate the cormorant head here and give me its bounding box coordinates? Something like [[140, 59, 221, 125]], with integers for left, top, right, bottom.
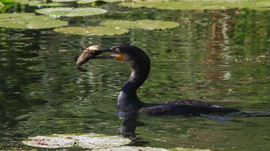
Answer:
[[108, 45, 151, 67]]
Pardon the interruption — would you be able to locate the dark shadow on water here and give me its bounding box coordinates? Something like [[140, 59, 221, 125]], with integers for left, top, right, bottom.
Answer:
[[117, 112, 149, 146]]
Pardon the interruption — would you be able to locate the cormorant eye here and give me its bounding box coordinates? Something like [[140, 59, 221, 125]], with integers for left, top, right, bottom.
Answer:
[[115, 48, 120, 53]]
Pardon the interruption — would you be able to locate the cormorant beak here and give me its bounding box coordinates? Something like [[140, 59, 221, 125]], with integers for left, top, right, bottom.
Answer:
[[75, 48, 124, 72], [110, 53, 125, 62], [97, 48, 125, 62]]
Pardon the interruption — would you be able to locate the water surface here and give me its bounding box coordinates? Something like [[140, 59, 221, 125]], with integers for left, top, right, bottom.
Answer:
[[0, 1, 270, 150]]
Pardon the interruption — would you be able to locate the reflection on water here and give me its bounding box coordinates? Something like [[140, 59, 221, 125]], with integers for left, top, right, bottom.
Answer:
[[0, 3, 270, 151]]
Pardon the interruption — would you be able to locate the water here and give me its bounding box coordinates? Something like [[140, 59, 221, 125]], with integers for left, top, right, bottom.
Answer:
[[0, 2, 270, 150]]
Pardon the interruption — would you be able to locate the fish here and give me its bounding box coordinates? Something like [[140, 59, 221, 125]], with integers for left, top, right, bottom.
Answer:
[[75, 45, 102, 72]]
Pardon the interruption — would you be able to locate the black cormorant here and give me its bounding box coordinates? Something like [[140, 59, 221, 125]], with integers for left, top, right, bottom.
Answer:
[[75, 45, 238, 116]]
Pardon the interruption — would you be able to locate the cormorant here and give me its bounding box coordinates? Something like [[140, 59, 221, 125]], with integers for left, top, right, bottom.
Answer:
[[75, 45, 238, 116]]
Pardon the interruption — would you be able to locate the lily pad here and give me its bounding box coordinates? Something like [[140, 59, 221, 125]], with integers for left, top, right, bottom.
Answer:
[[36, 7, 107, 17], [54, 26, 128, 35], [29, 1, 66, 7], [13, 0, 29, 4], [0, 13, 68, 29], [93, 146, 169, 151], [22, 133, 132, 149], [22, 133, 210, 150], [119, 1, 220, 10], [52, 0, 76, 2], [77, 0, 122, 4], [100, 20, 179, 30], [119, 0, 270, 11], [94, 146, 211, 150]]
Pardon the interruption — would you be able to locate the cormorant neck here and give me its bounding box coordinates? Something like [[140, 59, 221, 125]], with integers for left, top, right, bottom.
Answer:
[[117, 54, 150, 112]]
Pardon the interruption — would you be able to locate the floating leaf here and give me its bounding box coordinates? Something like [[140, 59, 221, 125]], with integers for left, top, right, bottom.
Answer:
[[0, 13, 68, 29], [52, 0, 76, 2], [29, 1, 66, 7], [22, 133, 131, 149], [54, 26, 128, 36], [1, 0, 27, 3], [93, 146, 169, 151], [13, 0, 29, 4], [77, 0, 96, 3], [77, 0, 122, 4], [119, 0, 270, 11], [22, 133, 210, 150], [100, 20, 179, 30], [119, 1, 218, 10], [36, 7, 107, 17], [171, 147, 211, 151]]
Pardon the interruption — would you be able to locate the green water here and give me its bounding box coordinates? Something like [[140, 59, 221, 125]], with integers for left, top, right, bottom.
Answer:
[[0, 1, 270, 150]]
